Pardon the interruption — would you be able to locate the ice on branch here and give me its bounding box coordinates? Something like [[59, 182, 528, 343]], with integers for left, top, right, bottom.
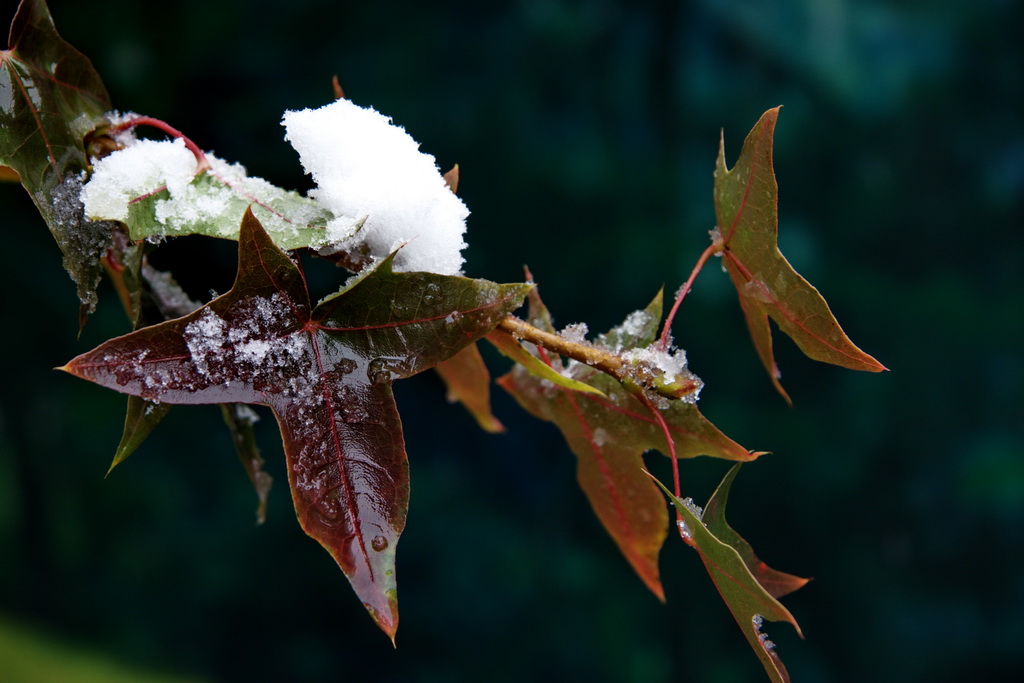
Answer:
[[282, 98, 469, 275], [621, 344, 704, 405]]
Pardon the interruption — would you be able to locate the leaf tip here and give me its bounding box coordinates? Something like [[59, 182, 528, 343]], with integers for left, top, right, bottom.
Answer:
[[865, 356, 889, 373], [104, 454, 127, 479], [442, 163, 460, 194], [770, 373, 793, 407], [365, 591, 400, 646], [480, 416, 507, 434]]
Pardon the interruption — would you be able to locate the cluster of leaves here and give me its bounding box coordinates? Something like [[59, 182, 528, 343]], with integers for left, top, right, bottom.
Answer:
[[1, 1, 883, 679]]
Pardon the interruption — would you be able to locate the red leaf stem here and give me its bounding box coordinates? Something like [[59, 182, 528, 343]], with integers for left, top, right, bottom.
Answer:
[[636, 392, 682, 503], [110, 115, 209, 173], [658, 240, 722, 351]]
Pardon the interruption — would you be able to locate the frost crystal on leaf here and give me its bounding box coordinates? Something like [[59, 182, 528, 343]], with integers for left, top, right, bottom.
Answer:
[[282, 98, 469, 275], [618, 310, 652, 343], [752, 614, 777, 652], [680, 496, 704, 519]]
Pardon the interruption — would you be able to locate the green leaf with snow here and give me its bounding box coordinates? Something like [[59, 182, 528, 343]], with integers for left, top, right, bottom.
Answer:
[[650, 468, 805, 683], [83, 140, 335, 251]]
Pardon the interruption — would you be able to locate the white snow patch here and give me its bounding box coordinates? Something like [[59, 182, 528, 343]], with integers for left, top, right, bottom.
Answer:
[[81, 138, 197, 221], [82, 137, 324, 245], [282, 98, 469, 275]]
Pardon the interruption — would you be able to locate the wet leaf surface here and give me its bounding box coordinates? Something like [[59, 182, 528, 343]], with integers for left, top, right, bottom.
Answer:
[[62, 208, 530, 639], [1, 0, 113, 314]]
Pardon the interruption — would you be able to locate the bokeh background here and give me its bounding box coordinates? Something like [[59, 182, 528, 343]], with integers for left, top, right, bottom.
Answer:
[[2, 0, 1021, 681]]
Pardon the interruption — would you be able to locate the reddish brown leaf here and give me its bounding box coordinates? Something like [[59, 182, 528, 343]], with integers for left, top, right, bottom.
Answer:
[[61, 208, 530, 640], [498, 290, 758, 599], [1, 0, 110, 191], [434, 341, 505, 433], [714, 108, 886, 401], [442, 164, 459, 194]]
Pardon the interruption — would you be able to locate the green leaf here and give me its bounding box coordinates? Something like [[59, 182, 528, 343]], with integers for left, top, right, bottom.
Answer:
[[117, 160, 336, 251], [650, 468, 805, 683], [486, 328, 606, 397], [1, 0, 114, 315], [714, 107, 886, 402], [105, 249, 199, 474], [108, 396, 171, 475], [61, 208, 530, 641], [703, 464, 809, 599], [498, 289, 758, 599], [434, 342, 505, 433]]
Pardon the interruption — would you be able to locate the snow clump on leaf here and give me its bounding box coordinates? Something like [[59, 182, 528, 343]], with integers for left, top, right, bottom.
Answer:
[[81, 137, 197, 222], [282, 98, 469, 275]]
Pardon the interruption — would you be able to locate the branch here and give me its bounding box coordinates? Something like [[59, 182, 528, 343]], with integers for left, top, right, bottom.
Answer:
[[497, 316, 701, 401]]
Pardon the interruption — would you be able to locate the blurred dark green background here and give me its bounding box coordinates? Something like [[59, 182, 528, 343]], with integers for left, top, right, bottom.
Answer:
[[2, 0, 1021, 681]]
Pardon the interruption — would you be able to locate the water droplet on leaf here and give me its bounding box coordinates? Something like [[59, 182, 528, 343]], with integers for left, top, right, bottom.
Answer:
[[367, 358, 391, 385], [422, 283, 441, 306]]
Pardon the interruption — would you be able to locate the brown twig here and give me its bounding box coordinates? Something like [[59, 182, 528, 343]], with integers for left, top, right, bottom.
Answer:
[[496, 316, 701, 401]]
